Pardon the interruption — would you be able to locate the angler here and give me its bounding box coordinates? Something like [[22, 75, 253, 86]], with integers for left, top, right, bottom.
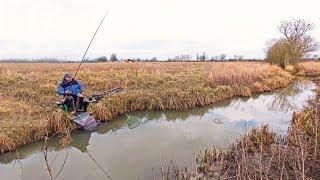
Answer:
[[57, 73, 87, 113], [56, 74, 123, 130], [54, 10, 121, 131]]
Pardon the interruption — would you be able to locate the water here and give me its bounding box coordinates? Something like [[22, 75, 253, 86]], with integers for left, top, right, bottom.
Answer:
[[0, 79, 316, 180]]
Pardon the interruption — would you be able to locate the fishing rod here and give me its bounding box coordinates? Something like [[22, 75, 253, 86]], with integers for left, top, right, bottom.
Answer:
[[70, 10, 141, 129], [74, 10, 109, 79]]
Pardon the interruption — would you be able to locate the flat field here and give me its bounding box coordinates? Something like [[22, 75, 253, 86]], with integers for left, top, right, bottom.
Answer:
[[0, 62, 293, 153]]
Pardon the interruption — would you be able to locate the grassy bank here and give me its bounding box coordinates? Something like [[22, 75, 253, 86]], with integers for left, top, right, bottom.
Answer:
[[300, 61, 320, 76], [0, 62, 293, 153], [165, 78, 320, 179]]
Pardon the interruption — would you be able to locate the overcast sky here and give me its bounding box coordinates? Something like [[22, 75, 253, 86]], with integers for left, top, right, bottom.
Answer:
[[1, 0, 320, 60]]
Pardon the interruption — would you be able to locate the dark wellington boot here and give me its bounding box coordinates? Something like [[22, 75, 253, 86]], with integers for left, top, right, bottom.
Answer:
[[76, 97, 85, 112], [83, 100, 90, 112], [66, 96, 75, 111]]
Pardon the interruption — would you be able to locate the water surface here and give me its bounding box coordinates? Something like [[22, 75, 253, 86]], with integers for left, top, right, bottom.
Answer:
[[0, 79, 316, 180]]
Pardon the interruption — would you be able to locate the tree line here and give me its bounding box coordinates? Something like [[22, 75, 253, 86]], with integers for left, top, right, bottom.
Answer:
[[95, 19, 320, 65]]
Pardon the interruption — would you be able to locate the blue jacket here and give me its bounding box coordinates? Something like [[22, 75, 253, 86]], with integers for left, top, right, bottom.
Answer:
[[57, 79, 84, 96]]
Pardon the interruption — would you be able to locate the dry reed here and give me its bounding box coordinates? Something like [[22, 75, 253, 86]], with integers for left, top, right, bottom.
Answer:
[[0, 62, 293, 153]]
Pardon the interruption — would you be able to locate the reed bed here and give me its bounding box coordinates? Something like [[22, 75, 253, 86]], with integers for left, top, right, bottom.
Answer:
[[0, 62, 292, 153]]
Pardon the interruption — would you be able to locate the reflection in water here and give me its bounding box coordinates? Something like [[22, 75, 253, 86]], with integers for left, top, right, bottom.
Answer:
[[0, 79, 316, 180], [70, 131, 92, 153], [270, 81, 314, 112]]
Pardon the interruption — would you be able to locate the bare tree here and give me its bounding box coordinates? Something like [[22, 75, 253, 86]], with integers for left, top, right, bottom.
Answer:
[[210, 56, 220, 61], [279, 19, 319, 58], [279, 19, 313, 41], [233, 55, 244, 61], [196, 52, 207, 61], [266, 19, 319, 68], [175, 54, 192, 61]]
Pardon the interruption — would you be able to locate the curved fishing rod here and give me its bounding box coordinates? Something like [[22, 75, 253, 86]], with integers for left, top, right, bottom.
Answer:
[[74, 10, 109, 79]]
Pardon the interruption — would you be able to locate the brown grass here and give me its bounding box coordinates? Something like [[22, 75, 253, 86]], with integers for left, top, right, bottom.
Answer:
[[0, 62, 293, 153], [299, 61, 320, 76]]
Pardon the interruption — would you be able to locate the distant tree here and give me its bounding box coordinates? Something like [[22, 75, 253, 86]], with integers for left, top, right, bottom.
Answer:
[[233, 55, 244, 61], [96, 56, 108, 62], [196, 52, 207, 61], [175, 54, 192, 61], [266, 19, 319, 68], [209, 56, 220, 61], [219, 54, 227, 61], [110, 53, 118, 62], [150, 57, 157, 61]]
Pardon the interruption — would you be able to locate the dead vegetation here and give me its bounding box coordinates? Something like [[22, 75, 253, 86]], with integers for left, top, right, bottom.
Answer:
[[0, 62, 293, 153], [300, 61, 320, 76]]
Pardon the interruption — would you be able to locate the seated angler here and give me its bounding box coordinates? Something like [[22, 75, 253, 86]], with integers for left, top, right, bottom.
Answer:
[[57, 73, 85, 113]]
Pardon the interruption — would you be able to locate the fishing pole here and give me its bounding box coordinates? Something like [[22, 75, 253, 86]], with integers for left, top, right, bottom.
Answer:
[[74, 10, 109, 79]]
